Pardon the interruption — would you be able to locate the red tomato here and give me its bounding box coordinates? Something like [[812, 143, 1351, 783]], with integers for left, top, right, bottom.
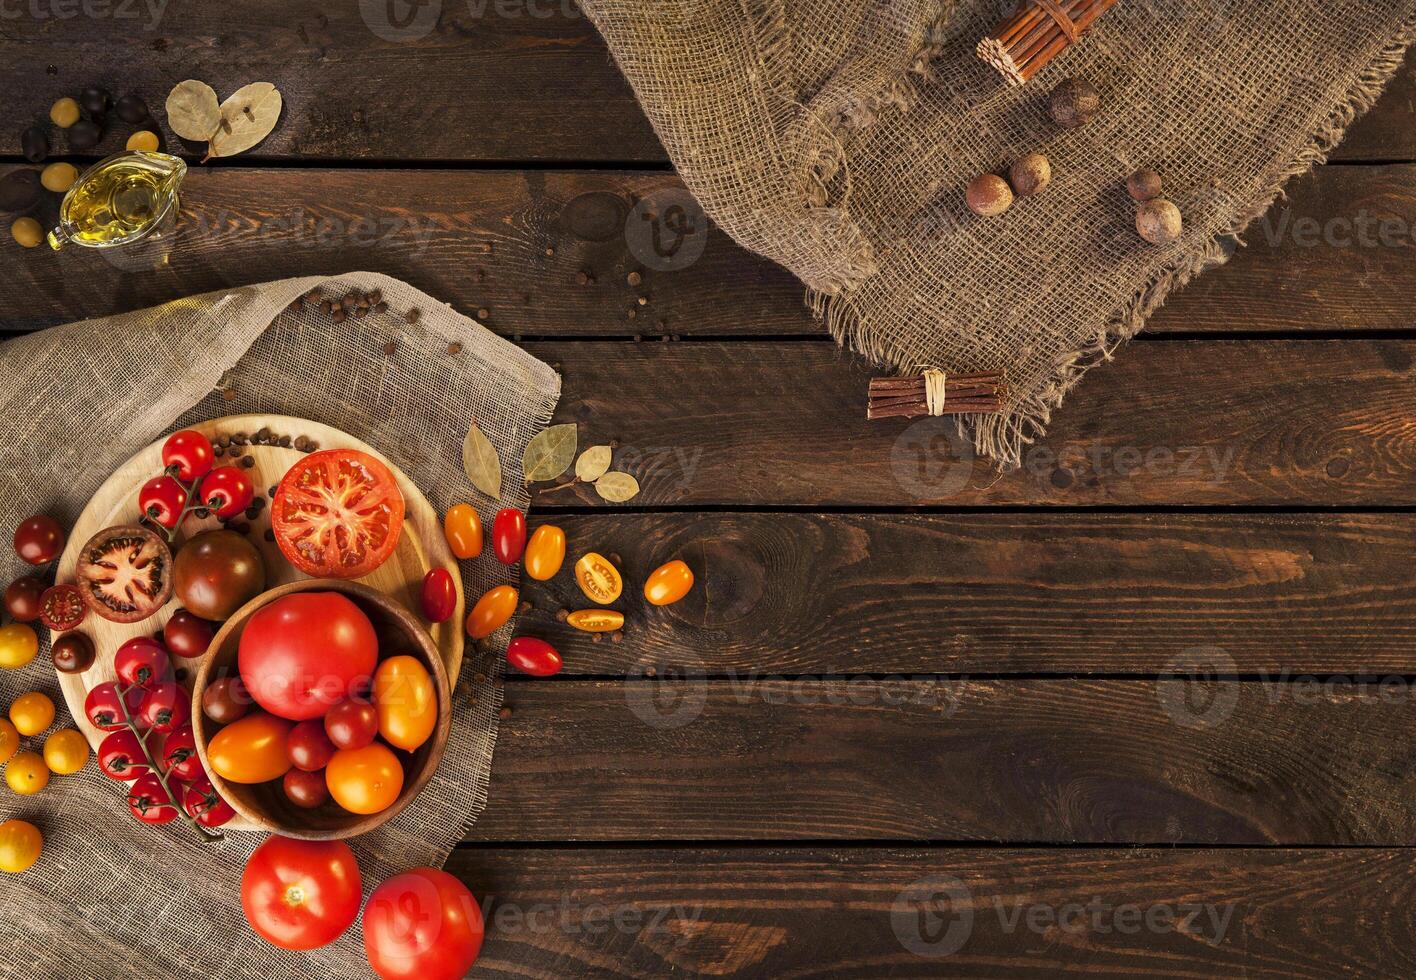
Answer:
[[506, 636, 563, 677], [159, 724, 203, 780], [200, 465, 256, 520], [115, 636, 172, 689], [420, 568, 456, 624], [287, 720, 336, 771], [492, 508, 525, 565], [39, 583, 86, 631], [14, 515, 64, 565], [139, 475, 188, 530], [364, 868, 484, 980], [238, 592, 378, 721], [163, 608, 215, 659], [242, 836, 362, 951], [127, 772, 180, 825], [137, 681, 190, 733], [162, 429, 215, 483], [98, 729, 150, 781], [324, 698, 379, 750], [85, 682, 146, 731], [272, 449, 405, 579], [184, 776, 235, 828], [283, 768, 329, 809]]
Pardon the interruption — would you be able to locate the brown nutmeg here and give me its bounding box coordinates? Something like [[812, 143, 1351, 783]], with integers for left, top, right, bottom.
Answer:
[[1049, 77, 1100, 129], [1009, 153, 1052, 197], [965, 173, 1013, 216], [1136, 198, 1183, 244], [1127, 168, 1163, 202]]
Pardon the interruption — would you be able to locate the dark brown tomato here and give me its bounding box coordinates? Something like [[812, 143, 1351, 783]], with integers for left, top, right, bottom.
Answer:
[[172, 530, 265, 621]]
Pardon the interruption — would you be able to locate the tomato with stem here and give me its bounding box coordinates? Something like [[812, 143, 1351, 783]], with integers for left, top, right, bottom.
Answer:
[[139, 475, 188, 530], [128, 772, 180, 824], [115, 637, 171, 689], [162, 430, 215, 483], [99, 728, 150, 781]]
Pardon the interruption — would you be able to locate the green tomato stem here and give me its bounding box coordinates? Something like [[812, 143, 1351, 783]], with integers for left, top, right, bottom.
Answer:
[[114, 680, 223, 844]]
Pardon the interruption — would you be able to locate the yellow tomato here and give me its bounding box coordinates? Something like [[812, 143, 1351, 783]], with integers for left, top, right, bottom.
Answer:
[[443, 504, 484, 560], [574, 552, 623, 604], [372, 655, 437, 752], [326, 743, 404, 814], [6, 751, 49, 796], [207, 712, 294, 784], [566, 609, 624, 633], [10, 692, 54, 736], [466, 585, 518, 639], [644, 560, 695, 606], [523, 525, 566, 581], [0, 624, 38, 669], [0, 720, 17, 765], [42, 729, 89, 775], [0, 820, 42, 873]]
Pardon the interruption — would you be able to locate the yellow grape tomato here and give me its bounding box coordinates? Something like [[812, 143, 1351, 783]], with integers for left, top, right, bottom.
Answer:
[[443, 504, 484, 560], [372, 655, 437, 752], [574, 552, 622, 604], [566, 609, 624, 633], [466, 585, 518, 639], [523, 525, 566, 581], [644, 559, 695, 606]]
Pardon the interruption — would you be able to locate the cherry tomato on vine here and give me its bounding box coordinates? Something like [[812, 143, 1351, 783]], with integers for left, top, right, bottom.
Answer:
[[39, 584, 86, 631], [200, 466, 256, 519], [287, 720, 337, 772], [162, 429, 215, 483], [442, 504, 483, 560], [324, 698, 379, 751], [163, 608, 215, 659], [644, 560, 695, 606], [184, 776, 236, 828], [139, 475, 188, 530], [506, 636, 562, 677], [85, 682, 146, 731], [492, 508, 526, 565], [115, 637, 171, 689], [98, 729, 150, 781], [524, 525, 566, 581], [420, 568, 456, 624], [160, 724, 203, 781], [128, 772, 180, 825], [465, 585, 518, 640], [14, 515, 64, 565], [137, 681, 190, 733]]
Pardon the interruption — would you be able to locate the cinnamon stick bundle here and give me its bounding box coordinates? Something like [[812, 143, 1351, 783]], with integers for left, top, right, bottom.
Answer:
[[867, 370, 1007, 420], [977, 0, 1120, 86]]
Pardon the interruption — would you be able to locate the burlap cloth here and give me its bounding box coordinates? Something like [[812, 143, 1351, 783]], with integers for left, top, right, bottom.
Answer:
[[0, 273, 559, 978], [580, 0, 1416, 465]]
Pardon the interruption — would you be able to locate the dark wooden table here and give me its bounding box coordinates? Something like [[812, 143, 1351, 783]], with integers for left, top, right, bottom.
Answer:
[[7, 5, 1416, 975]]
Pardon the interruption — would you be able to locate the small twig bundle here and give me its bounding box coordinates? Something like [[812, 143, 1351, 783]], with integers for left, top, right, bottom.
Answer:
[[977, 0, 1120, 86], [867, 369, 1007, 420]]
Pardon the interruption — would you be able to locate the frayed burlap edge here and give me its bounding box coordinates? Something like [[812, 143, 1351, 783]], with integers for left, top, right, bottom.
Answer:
[[805, 10, 1416, 468]]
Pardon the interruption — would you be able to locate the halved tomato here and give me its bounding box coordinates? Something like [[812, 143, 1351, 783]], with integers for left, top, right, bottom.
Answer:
[[272, 450, 405, 579]]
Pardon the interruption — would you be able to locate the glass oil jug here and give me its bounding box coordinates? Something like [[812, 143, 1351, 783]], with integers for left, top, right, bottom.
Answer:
[[47, 151, 186, 251]]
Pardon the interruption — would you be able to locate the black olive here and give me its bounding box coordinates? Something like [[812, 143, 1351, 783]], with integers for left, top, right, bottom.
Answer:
[[86, 109, 107, 129], [80, 86, 111, 115], [0, 169, 41, 212], [115, 94, 148, 124], [20, 126, 48, 163], [68, 119, 101, 150]]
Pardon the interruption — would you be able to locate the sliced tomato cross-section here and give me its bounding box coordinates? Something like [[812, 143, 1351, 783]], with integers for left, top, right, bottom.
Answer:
[[272, 449, 405, 579]]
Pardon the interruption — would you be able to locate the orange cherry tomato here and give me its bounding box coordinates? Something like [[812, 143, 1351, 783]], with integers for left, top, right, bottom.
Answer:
[[574, 552, 622, 604], [207, 711, 294, 784], [372, 655, 437, 752], [443, 504, 483, 560], [644, 559, 695, 606], [465, 585, 518, 639], [0, 719, 17, 764], [566, 609, 624, 633], [523, 525, 566, 582], [326, 743, 404, 815]]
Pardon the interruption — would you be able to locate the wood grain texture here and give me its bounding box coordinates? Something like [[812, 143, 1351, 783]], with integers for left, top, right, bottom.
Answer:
[[521, 338, 1416, 506], [516, 512, 1416, 675], [446, 846, 1416, 977], [470, 679, 1416, 844], [1, 7, 1410, 163], [3, 164, 1415, 334]]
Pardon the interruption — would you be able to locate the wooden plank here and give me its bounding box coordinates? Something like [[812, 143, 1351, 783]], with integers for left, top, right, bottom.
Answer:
[[4, 163, 1413, 334], [520, 338, 1416, 506], [445, 846, 1416, 977], [515, 513, 1416, 676], [470, 679, 1416, 843], [2, 10, 1411, 163]]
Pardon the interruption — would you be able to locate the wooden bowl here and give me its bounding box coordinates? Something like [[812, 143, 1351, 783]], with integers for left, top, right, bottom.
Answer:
[[190, 579, 452, 840]]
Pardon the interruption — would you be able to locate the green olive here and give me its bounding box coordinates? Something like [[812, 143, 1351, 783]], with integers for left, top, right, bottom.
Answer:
[[49, 98, 80, 129], [11, 218, 41, 248]]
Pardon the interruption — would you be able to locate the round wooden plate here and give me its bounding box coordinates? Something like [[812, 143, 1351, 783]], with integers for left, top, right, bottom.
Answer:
[[54, 414, 464, 833]]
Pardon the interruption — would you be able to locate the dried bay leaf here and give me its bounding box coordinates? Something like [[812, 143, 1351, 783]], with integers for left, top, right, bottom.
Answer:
[[462, 421, 502, 500], [595, 471, 640, 502], [165, 79, 221, 141], [575, 445, 612, 483], [522, 423, 577, 483], [207, 82, 282, 158]]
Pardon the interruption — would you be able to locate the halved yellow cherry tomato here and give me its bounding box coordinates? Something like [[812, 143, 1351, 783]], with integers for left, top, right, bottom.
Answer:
[[466, 585, 518, 639], [644, 559, 694, 606], [566, 609, 624, 633], [5, 751, 48, 796], [0, 720, 18, 764], [443, 504, 484, 560], [42, 729, 89, 775], [10, 692, 54, 736], [0, 819, 42, 873], [574, 552, 622, 604], [524, 525, 566, 581], [373, 655, 437, 751]]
